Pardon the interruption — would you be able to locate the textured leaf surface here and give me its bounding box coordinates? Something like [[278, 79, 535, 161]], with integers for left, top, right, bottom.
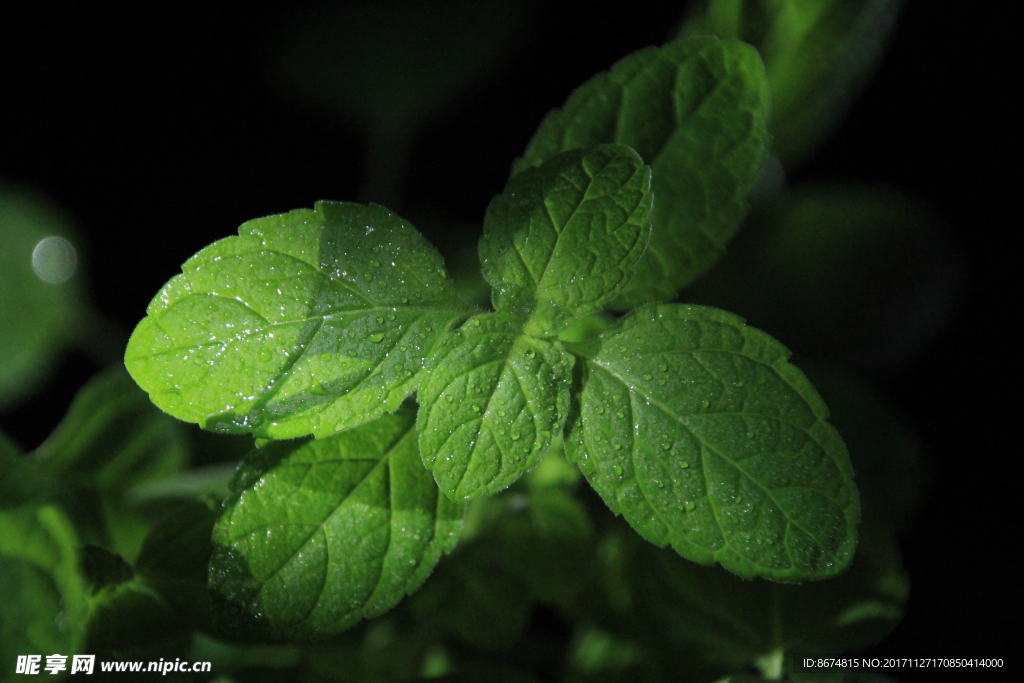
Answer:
[[418, 314, 573, 499], [515, 37, 769, 306], [126, 201, 470, 439], [210, 410, 462, 641], [565, 304, 857, 580], [480, 145, 651, 334], [0, 505, 89, 659]]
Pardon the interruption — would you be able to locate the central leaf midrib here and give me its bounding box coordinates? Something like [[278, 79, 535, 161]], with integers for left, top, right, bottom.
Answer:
[[245, 423, 416, 608], [588, 361, 842, 566]]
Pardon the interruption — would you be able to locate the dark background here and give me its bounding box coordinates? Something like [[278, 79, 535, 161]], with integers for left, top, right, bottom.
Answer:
[[1, 1, 1014, 679]]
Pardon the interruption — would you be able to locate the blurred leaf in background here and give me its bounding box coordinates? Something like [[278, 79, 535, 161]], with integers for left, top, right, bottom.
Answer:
[[0, 504, 90, 666], [681, 0, 906, 169], [689, 185, 963, 373], [0, 184, 85, 410], [272, 0, 535, 207]]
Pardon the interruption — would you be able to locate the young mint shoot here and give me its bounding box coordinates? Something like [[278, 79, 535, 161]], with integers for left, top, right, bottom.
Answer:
[[122, 35, 859, 642]]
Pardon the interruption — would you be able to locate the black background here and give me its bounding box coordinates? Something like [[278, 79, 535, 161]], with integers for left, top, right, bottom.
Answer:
[[1, 1, 1015, 679]]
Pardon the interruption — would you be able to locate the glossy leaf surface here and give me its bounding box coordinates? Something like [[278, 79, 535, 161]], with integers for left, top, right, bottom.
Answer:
[[515, 37, 769, 305], [480, 145, 651, 334], [210, 410, 462, 641], [566, 304, 858, 580], [126, 201, 470, 439], [417, 315, 573, 500]]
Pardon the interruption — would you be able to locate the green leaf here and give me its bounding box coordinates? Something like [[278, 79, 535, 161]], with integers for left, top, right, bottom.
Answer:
[[134, 500, 219, 631], [0, 504, 90, 660], [410, 540, 531, 651], [514, 37, 770, 306], [125, 201, 471, 439], [0, 185, 83, 409], [210, 409, 463, 641], [565, 304, 857, 580], [480, 145, 651, 334], [0, 430, 50, 508], [33, 366, 188, 494], [417, 314, 574, 499], [681, 0, 903, 168]]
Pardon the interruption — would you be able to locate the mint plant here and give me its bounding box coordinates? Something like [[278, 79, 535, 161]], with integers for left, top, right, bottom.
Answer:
[[122, 34, 856, 639], [2, 2, 925, 680]]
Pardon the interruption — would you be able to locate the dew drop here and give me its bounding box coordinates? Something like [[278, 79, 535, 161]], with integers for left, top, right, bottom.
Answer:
[[701, 399, 710, 409], [683, 501, 696, 512], [363, 272, 373, 281], [370, 259, 381, 267], [368, 333, 385, 343], [258, 347, 273, 363], [612, 464, 623, 476], [680, 461, 690, 469], [596, 406, 605, 414], [642, 373, 652, 381], [658, 363, 668, 372], [524, 349, 535, 359], [660, 442, 671, 451]]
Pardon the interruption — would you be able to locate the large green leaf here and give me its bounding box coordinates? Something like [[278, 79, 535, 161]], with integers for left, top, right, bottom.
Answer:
[[0, 185, 83, 409], [480, 145, 651, 335], [126, 201, 471, 439], [565, 304, 858, 580], [682, 0, 904, 167], [514, 37, 769, 306], [0, 505, 89, 661], [417, 314, 573, 500], [210, 409, 463, 641]]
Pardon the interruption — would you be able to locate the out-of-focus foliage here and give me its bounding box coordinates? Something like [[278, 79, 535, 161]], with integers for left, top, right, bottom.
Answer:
[[0, 185, 83, 409], [681, 0, 905, 168]]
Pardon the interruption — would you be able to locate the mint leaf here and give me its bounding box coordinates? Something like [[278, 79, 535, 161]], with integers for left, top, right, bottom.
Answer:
[[0, 185, 83, 409], [125, 201, 471, 439], [682, 0, 903, 167], [210, 409, 462, 641], [515, 38, 769, 306], [565, 304, 858, 580], [480, 145, 651, 334], [0, 505, 89, 660], [417, 314, 573, 499], [33, 366, 188, 494]]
